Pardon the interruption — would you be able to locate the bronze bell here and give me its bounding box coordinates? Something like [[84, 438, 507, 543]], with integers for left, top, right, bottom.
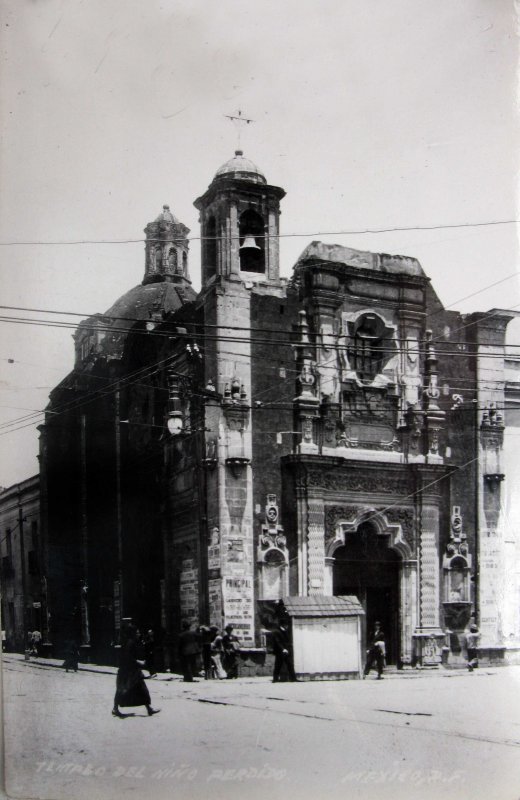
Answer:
[[239, 235, 261, 251]]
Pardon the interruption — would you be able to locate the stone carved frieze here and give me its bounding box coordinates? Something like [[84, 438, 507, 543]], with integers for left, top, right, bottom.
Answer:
[[307, 468, 411, 497], [339, 386, 401, 452], [343, 388, 395, 422], [339, 433, 401, 452]]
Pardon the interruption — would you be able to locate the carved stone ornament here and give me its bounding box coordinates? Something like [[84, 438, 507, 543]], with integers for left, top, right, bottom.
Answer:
[[259, 529, 287, 551], [324, 505, 360, 548], [407, 408, 424, 456], [307, 469, 411, 497], [383, 508, 415, 548], [299, 364, 315, 388], [302, 416, 314, 444], [223, 403, 249, 432], [324, 505, 415, 558]]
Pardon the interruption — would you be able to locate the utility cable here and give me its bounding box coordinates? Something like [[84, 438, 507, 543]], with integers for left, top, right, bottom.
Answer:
[[0, 218, 517, 246]]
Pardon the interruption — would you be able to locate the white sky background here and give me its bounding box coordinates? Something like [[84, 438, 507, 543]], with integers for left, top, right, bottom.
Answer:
[[0, 0, 518, 487]]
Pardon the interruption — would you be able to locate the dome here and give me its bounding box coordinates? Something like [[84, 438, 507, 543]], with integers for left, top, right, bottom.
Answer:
[[154, 204, 179, 224], [214, 150, 266, 184], [103, 281, 196, 332]]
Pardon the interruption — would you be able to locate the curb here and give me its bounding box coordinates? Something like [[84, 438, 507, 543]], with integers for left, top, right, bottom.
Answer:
[[2, 654, 182, 681]]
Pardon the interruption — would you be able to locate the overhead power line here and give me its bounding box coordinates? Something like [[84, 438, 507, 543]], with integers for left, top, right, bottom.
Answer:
[[0, 265, 518, 340], [0, 218, 518, 246], [1, 311, 520, 353]]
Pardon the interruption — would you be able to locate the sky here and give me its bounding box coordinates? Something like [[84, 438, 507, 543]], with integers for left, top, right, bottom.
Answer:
[[0, 0, 518, 487]]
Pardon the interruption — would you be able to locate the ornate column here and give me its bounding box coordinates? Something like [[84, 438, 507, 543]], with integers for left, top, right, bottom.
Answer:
[[294, 311, 320, 454], [306, 496, 325, 595], [400, 559, 417, 665], [294, 465, 308, 596], [423, 330, 445, 464], [414, 489, 445, 665]]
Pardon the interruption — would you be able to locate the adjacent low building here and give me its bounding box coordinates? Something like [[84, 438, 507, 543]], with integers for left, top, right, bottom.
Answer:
[[0, 475, 44, 651]]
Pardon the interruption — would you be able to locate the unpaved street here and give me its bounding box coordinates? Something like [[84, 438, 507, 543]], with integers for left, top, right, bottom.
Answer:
[[2, 655, 520, 800]]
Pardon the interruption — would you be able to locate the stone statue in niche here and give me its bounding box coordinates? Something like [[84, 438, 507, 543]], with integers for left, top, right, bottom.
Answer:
[[317, 323, 340, 400]]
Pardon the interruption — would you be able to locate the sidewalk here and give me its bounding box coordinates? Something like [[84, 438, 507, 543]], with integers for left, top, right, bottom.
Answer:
[[1, 652, 182, 680], [1, 652, 499, 681]]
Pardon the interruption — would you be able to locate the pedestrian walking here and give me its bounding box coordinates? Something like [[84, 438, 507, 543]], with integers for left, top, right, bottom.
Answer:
[[466, 623, 480, 671], [62, 640, 79, 672], [143, 629, 157, 677], [209, 626, 227, 679], [363, 622, 386, 679], [271, 621, 297, 682], [222, 624, 240, 679], [178, 621, 201, 682], [112, 624, 160, 717]]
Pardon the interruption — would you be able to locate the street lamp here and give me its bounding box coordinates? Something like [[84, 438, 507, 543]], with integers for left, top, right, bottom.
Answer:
[[167, 411, 183, 436]]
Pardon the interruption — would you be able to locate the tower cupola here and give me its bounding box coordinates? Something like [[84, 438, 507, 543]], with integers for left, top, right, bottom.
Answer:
[[143, 205, 191, 286], [194, 152, 285, 288], [214, 150, 267, 184]]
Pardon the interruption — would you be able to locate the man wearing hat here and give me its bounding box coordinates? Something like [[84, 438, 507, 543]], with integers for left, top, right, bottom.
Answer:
[[363, 622, 386, 679], [271, 620, 297, 683]]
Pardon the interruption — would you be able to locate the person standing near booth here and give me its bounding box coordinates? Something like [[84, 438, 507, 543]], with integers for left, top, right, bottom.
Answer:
[[363, 622, 386, 679], [222, 624, 240, 679], [271, 621, 297, 683]]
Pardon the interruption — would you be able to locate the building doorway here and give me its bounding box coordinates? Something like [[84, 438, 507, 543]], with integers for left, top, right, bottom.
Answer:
[[332, 521, 401, 664]]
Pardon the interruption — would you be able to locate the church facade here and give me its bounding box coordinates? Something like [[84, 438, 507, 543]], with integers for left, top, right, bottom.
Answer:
[[38, 151, 520, 670]]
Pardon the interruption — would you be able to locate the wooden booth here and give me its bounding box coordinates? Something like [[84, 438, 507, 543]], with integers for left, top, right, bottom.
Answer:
[[283, 595, 365, 680]]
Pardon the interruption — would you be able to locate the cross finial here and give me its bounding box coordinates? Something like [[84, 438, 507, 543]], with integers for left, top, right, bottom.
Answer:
[[224, 108, 255, 151]]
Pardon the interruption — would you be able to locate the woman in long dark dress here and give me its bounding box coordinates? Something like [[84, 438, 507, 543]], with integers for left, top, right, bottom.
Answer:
[[112, 625, 160, 717]]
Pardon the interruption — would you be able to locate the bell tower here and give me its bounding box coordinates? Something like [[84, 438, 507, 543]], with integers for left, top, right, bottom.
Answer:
[[194, 151, 285, 287], [192, 154, 286, 643]]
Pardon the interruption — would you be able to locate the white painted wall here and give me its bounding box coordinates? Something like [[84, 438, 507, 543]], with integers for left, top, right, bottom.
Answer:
[[292, 616, 361, 675]]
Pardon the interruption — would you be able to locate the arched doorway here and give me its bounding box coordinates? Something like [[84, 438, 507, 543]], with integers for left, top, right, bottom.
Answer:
[[332, 521, 401, 664]]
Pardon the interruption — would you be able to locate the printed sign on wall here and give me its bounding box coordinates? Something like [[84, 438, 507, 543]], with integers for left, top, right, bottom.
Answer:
[[222, 576, 254, 643], [180, 557, 199, 623]]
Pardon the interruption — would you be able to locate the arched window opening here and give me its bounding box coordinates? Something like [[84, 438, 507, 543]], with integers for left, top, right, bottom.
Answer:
[[154, 246, 163, 272], [206, 216, 217, 279], [168, 248, 178, 274], [182, 251, 188, 274], [347, 313, 388, 383], [239, 209, 265, 273]]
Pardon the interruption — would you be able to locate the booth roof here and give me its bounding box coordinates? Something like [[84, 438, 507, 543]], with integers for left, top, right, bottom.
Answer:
[[282, 595, 365, 617]]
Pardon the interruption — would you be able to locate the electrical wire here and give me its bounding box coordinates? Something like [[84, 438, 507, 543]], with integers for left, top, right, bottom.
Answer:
[[0, 218, 517, 246], [0, 329, 517, 435], [2, 312, 520, 356], [1, 262, 519, 340]]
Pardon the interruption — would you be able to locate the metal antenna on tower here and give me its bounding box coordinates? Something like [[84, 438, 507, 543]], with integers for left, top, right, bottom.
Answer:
[[224, 109, 255, 151]]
